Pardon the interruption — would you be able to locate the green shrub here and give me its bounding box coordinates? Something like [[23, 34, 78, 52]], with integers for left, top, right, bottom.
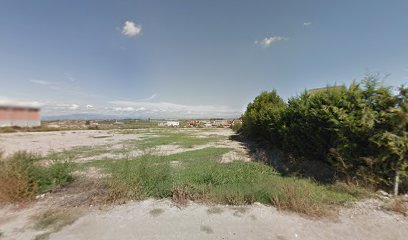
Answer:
[[0, 152, 73, 203], [241, 74, 408, 193], [241, 90, 286, 143]]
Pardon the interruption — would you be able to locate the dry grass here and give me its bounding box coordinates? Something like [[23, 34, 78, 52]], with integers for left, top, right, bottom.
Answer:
[[85, 147, 359, 217], [383, 198, 408, 216], [0, 152, 38, 203], [0, 152, 73, 204], [270, 184, 328, 217], [104, 178, 145, 204], [172, 185, 189, 206]]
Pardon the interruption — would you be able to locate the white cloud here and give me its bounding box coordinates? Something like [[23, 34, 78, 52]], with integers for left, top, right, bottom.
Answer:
[[69, 104, 79, 110], [30, 79, 53, 85], [0, 96, 43, 107], [108, 100, 240, 118], [303, 22, 312, 26], [113, 107, 135, 112], [0, 96, 240, 119], [122, 21, 142, 37], [255, 36, 288, 48], [144, 93, 157, 101]]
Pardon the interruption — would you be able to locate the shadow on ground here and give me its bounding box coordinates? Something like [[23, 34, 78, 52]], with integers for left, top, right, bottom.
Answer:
[[229, 134, 335, 183]]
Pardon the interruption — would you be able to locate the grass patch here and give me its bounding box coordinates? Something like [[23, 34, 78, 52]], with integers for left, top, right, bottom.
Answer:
[[0, 152, 73, 204], [90, 147, 361, 216], [137, 131, 226, 149], [46, 145, 113, 161]]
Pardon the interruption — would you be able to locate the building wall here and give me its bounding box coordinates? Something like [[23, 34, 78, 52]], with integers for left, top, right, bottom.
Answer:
[[0, 106, 41, 127]]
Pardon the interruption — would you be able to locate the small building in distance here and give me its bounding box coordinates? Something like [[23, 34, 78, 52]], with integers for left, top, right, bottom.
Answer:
[[158, 121, 180, 127], [0, 105, 41, 127]]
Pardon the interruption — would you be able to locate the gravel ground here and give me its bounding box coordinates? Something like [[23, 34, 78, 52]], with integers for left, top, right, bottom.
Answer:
[[48, 199, 407, 240]]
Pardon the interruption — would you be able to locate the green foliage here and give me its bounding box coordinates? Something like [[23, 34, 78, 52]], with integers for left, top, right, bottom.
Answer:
[[96, 147, 359, 216], [241, 75, 408, 192], [0, 152, 73, 203], [241, 90, 286, 142]]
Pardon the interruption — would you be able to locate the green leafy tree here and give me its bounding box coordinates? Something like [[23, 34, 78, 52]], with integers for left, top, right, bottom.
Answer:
[[371, 86, 408, 195], [241, 90, 286, 143]]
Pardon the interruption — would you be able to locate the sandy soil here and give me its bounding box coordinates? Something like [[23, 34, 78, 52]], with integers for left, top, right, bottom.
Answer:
[[1, 198, 407, 240], [49, 199, 407, 240], [0, 128, 249, 163], [0, 130, 143, 157]]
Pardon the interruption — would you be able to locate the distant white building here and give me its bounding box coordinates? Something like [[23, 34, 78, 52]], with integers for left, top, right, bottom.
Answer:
[[158, 121, 180, 127]]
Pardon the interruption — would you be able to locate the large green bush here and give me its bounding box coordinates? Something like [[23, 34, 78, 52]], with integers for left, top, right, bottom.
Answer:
[[241, 75, 407, 193], [241, 90, 286, 143]]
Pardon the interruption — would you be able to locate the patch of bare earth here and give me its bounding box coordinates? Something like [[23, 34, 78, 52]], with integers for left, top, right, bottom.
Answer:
[[45, 199, 408, 240], [0, 130, 143, 157], [0, 167, 113, 239]]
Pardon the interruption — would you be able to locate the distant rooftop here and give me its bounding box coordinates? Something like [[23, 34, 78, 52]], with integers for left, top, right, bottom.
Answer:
[[0, 104, 41, 110]]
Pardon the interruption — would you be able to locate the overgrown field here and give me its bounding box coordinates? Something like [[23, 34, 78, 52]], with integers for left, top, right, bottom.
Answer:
[[0, 128, 369, 217], [90, 147, 364, 216]]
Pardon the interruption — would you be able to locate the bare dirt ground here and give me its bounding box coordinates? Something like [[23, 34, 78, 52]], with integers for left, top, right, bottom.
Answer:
[[1, 128, 407, 240], [1, 197, 407, 240], [48, 199, 407, 240], [0, 130, 142, 157]]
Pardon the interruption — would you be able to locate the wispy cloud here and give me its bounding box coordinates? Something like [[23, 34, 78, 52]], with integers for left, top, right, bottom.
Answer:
[[0, 96, 43, 107], [138, 93, 157, 101], [0, 95, 239, 119], [255, 36, 288, 48], [30, 79, 54, 85], [64, 73, 76, 82], [122, 20, 142, 37], [108, 100, 240, 118], [303, 22, 312, 26]]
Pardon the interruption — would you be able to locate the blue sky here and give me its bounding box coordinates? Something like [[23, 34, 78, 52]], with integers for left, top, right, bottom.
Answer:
[[0, 0, 407, 118]]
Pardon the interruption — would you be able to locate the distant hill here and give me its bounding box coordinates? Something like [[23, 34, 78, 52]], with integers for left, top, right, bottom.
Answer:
[[42, 114, 130, 121]]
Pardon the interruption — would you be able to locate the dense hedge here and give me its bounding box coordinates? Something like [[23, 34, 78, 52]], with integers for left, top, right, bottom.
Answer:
[[240, 75, 408, 194]]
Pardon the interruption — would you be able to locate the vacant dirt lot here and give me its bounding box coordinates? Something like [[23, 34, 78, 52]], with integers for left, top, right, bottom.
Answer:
[[0, 128, 407, 240], [0, 130, 142, 157], [48, 199, 407, 240]]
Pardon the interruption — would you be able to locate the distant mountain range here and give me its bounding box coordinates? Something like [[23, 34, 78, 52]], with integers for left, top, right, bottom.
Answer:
[[42, 113, 132, 121]]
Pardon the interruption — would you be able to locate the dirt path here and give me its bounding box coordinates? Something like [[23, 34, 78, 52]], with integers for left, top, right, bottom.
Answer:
[[47, 199, 407, 240]]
